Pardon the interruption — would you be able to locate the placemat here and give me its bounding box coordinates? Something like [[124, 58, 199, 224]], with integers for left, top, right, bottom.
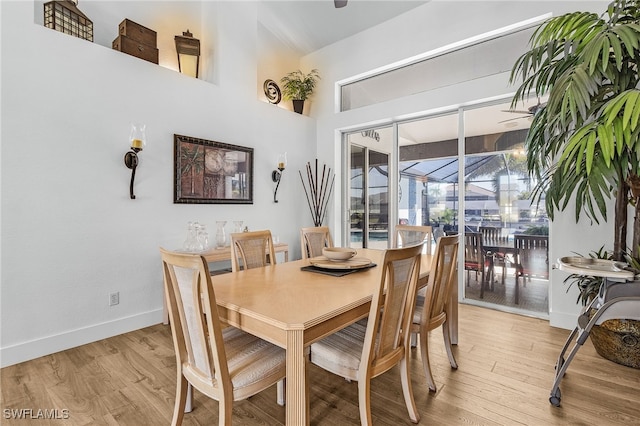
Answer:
[[300, 263, 377, 277]]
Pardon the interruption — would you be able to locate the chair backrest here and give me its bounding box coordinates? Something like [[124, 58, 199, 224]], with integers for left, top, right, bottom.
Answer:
[[418, 235, 459, 328], [361, 244, 423, 378], [160, 248, 230, 398], [514, 234, 549, 279], [300, 226, 334, 259], [394, 225, 433, 255], [230, 230, 276, 272], [478, 226, 507, 245], [464, 232, 483, 270]]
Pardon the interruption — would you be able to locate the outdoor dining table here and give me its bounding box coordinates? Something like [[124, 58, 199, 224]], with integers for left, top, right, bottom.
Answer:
[[482, 237, 517, 293], [209, 247, 448, 425]]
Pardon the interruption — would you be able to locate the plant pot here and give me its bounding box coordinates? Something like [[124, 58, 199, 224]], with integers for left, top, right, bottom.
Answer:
[[590, 318, 640, 368], [292, 100, 304, 114]]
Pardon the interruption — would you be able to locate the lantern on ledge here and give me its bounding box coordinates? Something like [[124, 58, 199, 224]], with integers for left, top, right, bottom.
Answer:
[[43, 0, 93, 42], [174, 30, 200, 78]]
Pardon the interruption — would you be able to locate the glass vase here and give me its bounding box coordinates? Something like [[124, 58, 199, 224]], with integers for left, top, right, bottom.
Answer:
[[233, 220, 244, 234], [215, 221, 227, 248]]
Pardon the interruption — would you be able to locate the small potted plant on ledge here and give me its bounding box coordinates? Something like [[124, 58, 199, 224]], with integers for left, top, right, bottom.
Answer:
[[280, 69, 320, 114]]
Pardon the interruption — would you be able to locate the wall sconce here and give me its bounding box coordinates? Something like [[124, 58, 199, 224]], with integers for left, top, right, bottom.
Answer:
[[272, 152, 287, 203], [124, 123, 147, 199], [174, 29, 200, 78]]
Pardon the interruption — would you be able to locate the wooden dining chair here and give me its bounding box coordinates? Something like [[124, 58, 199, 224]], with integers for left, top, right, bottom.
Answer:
[[464, 232, 487, 294], [479, 226, 509, 285], [229, 230, 276, 272], [160, 248, 286, 426], [394, 224, 433, 254], [513, 234, 549, 304], [309, 244, 424, 425], [410, 234, 459, 392], [300, 226, 333, 259]]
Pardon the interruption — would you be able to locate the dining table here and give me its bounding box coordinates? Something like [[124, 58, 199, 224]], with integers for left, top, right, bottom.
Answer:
[[209, 247, 456, 425]]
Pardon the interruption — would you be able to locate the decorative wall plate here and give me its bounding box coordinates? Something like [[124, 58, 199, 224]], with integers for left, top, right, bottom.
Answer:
[[263, 79, 282, 104]]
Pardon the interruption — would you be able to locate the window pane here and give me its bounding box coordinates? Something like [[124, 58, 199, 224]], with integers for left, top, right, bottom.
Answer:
[[341, 26, 536, 111]]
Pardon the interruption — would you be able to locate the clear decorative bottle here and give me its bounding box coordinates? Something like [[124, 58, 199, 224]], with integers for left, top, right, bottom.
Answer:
[[183, 221, 197, 251], [215, 221, 227, 248], [233, 221, 244, 234], [197, 224, 209, 250]]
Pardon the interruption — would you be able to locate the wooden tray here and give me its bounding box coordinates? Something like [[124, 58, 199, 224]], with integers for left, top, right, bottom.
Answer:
[[309, 256, 373, 270]]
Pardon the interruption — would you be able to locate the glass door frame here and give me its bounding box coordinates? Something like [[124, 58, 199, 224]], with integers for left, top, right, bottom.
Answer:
[[340, 95, 550, 318], [342, 125, 399, 249]]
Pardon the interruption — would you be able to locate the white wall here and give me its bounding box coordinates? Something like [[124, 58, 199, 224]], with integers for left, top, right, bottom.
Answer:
[[2, 0, 618, 368], [303, 0, 611, 330], [1, 1, 315, 367]]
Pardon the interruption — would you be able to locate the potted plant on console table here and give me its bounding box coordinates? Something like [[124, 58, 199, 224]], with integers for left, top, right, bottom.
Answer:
[[280, 69, 320, 114], [509, 0, 640, 368]]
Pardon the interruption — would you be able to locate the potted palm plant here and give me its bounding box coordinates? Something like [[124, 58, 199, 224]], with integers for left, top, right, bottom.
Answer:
[[509, 0, 640, 368], [280, 69, 320, 114]]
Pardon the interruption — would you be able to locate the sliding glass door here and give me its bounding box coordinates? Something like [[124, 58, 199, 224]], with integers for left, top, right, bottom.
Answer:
[[398, 112, 460, 253], [462, 102, 549, 314], [345, 98, 550, 317], [347, 127, 391, 249]]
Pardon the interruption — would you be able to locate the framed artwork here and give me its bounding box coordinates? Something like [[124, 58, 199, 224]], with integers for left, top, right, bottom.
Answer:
[[174, 134, 253, 204]]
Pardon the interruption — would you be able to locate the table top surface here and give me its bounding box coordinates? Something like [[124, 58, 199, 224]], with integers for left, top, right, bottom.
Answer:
[[211, 248, 431, 330], [482, 238, 515, 251]]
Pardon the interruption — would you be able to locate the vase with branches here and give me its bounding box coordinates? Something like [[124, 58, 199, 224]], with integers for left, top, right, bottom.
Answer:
[[299, 160, 335, 226]]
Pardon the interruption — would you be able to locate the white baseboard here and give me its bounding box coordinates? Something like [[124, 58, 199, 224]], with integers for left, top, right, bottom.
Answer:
[[0, 309, 164, 368]]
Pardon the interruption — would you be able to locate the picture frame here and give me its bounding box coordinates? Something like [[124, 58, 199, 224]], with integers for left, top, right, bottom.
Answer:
[[174, 134, 253, 204]]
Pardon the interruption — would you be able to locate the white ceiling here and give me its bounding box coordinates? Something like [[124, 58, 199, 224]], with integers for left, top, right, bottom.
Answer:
[[256, 1, 542, 145], [71, 1, 428, 57], [399, 97, 546, 146], [258, 0, 429, 55]]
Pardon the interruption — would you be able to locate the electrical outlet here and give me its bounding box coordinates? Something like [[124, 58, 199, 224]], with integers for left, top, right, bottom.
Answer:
[[109, 292, 119, 306]]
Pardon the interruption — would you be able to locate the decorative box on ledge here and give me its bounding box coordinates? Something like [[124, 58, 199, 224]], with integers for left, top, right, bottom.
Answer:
[[112, 19, 158, 64]]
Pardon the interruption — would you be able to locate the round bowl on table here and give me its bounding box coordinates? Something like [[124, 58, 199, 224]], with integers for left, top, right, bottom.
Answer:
[[322, 247, 357, 261]]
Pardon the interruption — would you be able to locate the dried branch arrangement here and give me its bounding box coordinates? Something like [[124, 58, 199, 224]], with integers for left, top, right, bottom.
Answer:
[[299, 160, 335, 226]]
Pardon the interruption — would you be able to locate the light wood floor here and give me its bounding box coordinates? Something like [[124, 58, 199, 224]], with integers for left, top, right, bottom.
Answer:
[[2, 304, 639, 425], [465, 269, 549, 314]]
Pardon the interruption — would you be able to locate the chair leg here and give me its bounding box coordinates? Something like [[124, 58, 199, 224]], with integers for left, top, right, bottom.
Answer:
[[277, 379, 285, 406], [171, 373, 188, 426], [185, 383, 193, 413], [442, 321, 458, 369], [419, 329, 437, 392], [399, 352, 420, 423], [410, 331, 417, 348], [218, 393, 234, 426], [358, 377, 373, 426]]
